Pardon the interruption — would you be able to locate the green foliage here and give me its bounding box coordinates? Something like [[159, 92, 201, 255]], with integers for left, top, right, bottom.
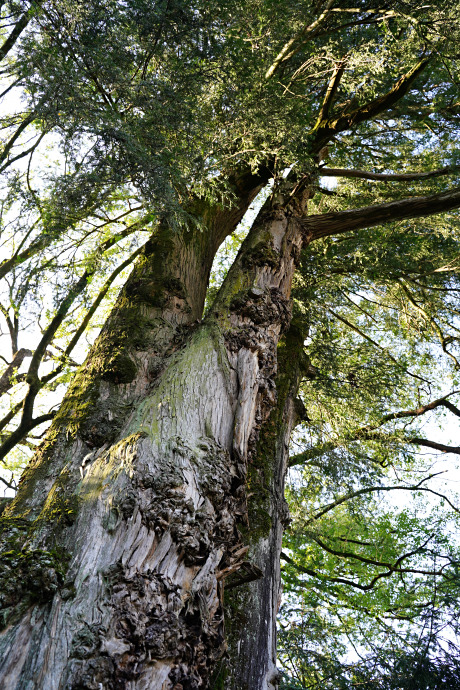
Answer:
[[279, 195, 460, 686]]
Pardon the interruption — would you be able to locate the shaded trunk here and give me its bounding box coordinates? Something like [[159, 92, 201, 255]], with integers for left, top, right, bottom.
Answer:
[[220, 325, 308, 690], [0, 180, 310, 688]]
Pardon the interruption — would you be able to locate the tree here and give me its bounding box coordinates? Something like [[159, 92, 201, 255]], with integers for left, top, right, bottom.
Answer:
[[1, 1, 460, 687]]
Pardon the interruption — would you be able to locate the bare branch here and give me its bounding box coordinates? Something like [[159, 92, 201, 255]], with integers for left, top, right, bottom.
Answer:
[[319, 165, 459, 182], [305, 184, 460, 241], [0, 347, 31, 395]]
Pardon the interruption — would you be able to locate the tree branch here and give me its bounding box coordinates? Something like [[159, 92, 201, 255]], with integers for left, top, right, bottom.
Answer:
[[0, 109, 38, 167], [280, 543, 445, 593], [407, 437, 460, 454], [305, 184, 460, 241], [310, 54, 432, 152], [0, 3, 39, 62], [310, 533, 427, 570], [366, 391, 460, 427], [307, 472, 458, 525], [264, 1, 335, 80], [0, 130, 47, 175], [289, 391, 460, 467], [0, 347, 31, 395], [319, 165, 459, 182], [0, 474, 15, 491], [0, 207, 147, 282], [315, 58, 348, 126], [41, 242, 146, 385], [327, 308, 428, 383]]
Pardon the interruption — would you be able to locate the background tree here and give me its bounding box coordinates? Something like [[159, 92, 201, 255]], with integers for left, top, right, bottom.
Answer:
[[1, 1, 460, 688]]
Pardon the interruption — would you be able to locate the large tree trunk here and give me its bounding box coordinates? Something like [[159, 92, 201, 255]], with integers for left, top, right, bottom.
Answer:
[[0, 179, 310, 688]]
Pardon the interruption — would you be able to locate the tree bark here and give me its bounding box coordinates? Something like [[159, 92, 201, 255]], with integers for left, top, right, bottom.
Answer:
[[307, 184, 460, 240], [0, 177, 308, 688], [220, 325, 307, 690]]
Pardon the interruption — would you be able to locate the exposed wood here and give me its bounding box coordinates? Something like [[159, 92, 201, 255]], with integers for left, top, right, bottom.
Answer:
[[223, 324, 307, 690], [0, 178, 307, 688]]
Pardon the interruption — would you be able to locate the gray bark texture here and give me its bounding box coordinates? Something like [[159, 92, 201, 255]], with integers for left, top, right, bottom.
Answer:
[[0, 180, 310, 689], [220, 325, 307, 690]]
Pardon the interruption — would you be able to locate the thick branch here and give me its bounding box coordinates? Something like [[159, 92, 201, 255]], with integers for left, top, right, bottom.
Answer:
[[368, 391, 460, 426], [320, 166, 459, 182], [315, 59, 347, 125], [305, 185, 460, 241], [0, 5, 38, 62], [290, 433, 460, 468], [310, 55, 432, 152], [408, 437, 460, 454], [310, 533, 425, 570]]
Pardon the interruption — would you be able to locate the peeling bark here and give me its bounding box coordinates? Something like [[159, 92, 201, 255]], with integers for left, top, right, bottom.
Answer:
[[221, 325, 307, 690]]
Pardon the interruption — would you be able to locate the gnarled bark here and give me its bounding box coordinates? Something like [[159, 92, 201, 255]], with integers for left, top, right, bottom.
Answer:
[[221, 325, 308, 690], [0, 179, 309, 688]]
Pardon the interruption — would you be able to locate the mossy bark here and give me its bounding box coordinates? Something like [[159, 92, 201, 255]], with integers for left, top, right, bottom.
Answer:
[[219, 324, 308, 690], [0, 178, 312, 689]]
